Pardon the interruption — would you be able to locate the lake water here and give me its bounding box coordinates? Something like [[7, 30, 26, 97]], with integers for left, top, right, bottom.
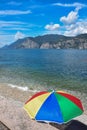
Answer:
[[0, 49, 87, 92]]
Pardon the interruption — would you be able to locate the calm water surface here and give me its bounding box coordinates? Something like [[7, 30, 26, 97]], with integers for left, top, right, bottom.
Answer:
[[0, 49, 87, 92]]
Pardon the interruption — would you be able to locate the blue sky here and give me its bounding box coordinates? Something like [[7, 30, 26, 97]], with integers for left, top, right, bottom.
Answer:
[[0, 0, 87, 47]]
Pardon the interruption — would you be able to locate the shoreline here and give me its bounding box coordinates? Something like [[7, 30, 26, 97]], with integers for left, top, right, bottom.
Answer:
[[0, 83, 87, 112], [0, 83, 87, 130]]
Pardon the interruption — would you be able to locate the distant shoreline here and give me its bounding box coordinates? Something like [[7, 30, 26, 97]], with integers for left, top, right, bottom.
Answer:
[[2, 34, 87, 49]]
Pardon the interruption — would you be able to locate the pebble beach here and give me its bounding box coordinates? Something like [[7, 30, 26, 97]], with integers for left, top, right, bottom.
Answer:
[[0, 83, 87, 130]]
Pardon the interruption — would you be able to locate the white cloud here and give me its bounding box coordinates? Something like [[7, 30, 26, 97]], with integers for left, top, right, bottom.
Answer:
[[0, 10, 31, 15], [58, 2, 87, 36], [60, 10, 78, 24], [0, 20, 24, 27], [0, 20, 37, 31], [53, 2, 86, 8], [64, 21, 87, 36], [14, 31, 25, 40], [54, 3, 87, 24], [45, 23, 60, 31], [0, 20, 41, 47]]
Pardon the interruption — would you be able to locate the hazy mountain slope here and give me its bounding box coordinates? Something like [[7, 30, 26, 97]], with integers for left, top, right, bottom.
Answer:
[[4, 34, 87, 49]]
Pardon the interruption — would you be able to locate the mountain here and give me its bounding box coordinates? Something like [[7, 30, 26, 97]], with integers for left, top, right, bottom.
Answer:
[[4, 34, 87, 49], [6, 37, 39, 49]]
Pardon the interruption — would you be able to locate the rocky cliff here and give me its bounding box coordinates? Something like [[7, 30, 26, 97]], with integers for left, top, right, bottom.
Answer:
[[4, 34, 87, 49]]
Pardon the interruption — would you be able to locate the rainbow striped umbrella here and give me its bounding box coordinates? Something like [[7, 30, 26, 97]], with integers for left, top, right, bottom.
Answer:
[[24, 90, 84, 124]]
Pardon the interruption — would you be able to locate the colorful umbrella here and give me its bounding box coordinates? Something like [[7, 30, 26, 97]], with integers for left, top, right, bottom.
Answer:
[[24, 90, 84, 124]]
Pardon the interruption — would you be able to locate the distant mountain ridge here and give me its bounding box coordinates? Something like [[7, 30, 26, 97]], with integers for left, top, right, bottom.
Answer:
[[4, 34, 87, 49]]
